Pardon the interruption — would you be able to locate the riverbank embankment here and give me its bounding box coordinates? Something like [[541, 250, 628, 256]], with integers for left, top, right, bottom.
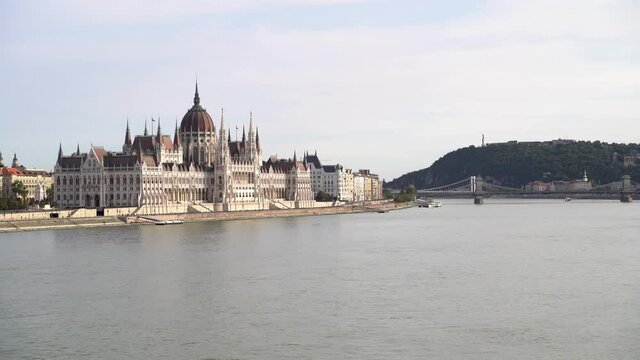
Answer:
[[0, 202, 411, 233]]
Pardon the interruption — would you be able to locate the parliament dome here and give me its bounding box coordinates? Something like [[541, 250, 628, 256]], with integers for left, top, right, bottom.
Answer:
[[180, 83, 215, 133]]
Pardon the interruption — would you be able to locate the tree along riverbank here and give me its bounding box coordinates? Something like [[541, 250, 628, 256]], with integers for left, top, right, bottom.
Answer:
[[0, 202, 411, 233]]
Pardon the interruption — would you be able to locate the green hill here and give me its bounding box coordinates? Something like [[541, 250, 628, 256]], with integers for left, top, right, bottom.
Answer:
[[386, 140, 640, 190]]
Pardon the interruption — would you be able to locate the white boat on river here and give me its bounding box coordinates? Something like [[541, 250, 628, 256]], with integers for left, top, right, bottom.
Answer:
[[414, 199, 443, 208]]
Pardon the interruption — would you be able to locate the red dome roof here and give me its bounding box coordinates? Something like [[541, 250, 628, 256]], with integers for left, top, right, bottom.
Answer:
[[180, 83, 215, 133]]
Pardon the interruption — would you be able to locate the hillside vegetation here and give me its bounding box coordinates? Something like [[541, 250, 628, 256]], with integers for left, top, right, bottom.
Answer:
[[386, 141, 640, 190]]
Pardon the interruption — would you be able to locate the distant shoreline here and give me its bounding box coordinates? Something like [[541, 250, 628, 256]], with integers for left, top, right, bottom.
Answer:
[[0, 203, 411, 233], [424, 193, 635, 200]]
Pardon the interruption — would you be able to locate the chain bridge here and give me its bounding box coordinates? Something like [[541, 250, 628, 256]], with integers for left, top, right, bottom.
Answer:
[[416, 175, 638, 204]]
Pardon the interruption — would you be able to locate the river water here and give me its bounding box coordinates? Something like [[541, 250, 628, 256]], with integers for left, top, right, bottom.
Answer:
[[1, 199, 639, 359]]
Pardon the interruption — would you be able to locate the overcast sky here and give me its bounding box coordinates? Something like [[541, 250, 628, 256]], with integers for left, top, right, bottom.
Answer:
[[1, 0, 639, 180]]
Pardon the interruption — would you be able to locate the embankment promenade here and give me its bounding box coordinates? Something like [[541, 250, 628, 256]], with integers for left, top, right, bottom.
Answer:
[[0, 202, 410, 233]]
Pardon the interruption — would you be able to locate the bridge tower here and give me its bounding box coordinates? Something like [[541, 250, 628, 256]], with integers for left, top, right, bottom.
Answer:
[[621, 175, 633, 203], [473, 176, 485, 205]]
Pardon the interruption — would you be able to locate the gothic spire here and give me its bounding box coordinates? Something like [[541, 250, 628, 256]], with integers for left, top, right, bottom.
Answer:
[[219, 108, 225, 137], [124, 119, 132, 146], [293, 150, 297, 163], [144, 119, 148, 136], [174, 119, 181, 147], [57, 144, 63, 161], [256, 127, 260, 151], [76, 143, 80, 155], [242, 125, 246, 144], [156, 117, 163, 143], [228, 128, 231, 143]]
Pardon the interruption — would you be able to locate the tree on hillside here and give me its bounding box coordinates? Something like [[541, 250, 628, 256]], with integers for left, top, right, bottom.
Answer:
[[387, 141, 640, 189]]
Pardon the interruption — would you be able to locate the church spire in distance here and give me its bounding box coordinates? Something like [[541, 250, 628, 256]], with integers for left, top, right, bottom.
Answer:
[[174, 119, 181, 147], [156, 117, 163, 143], [124, 119, 132, 147]]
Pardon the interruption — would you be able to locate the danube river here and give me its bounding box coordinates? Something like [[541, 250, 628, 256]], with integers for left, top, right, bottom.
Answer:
[[1, 200, 639, 359]]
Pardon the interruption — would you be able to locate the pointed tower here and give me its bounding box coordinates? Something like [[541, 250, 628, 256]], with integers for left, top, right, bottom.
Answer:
[[12, 153, 19, 167], [242, 125, 246, 144], [173, 120, 181, 148], [123, 120, 132, 152], [144, 119, 149, 136], [218, 108, 226, 142], [217, 108, 230, 165], [156, 118, 163, 144], [57, 144, 63, 163], [215, 107, 231, 206], [247, 112, 258, 159], [256, 127, 260, 152]]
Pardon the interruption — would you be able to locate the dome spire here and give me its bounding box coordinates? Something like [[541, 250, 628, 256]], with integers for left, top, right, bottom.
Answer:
[[194, 81, 200, 106]]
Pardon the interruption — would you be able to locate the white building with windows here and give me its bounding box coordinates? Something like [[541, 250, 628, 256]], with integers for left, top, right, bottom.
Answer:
[[304, 152, 354, 202], [54, 83, 313, 212]]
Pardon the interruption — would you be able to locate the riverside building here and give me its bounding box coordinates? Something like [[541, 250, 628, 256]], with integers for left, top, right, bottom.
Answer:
[[304, 152, 383, 202], [53, 83, 316, 213], [0, 153, 53, 203]]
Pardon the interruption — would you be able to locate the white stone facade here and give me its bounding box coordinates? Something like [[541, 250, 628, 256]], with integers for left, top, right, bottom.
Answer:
[[53, 84, 315, 212]]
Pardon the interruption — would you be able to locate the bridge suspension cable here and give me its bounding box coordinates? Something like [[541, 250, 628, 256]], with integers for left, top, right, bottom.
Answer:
[[418, 177, 472, 192]]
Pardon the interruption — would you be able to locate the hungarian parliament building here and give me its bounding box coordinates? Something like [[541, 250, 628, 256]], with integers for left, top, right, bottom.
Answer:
[[53, 84, 382, 213]]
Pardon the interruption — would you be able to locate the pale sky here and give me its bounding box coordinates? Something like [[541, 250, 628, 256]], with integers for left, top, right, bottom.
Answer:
[[1, 0, 639, 180]]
